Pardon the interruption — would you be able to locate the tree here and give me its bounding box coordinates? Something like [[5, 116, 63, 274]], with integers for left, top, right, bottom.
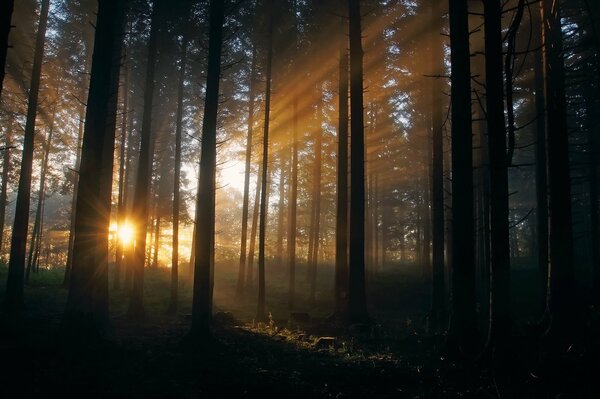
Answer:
[[128, 0, 164, 319], [347, 0, 368, 324], [169, 26, 190, 314], [189, 0, 225, 337], [447, 0, 477, 353], [429, 0, 446, 331], [541, 0, 577, 349], [257, 0, 274, 322], [334, 0, 349, 319], [237, 45, 257, 296], [4, 0, 50, 314], [483, 0, 511, 349], [62, 0, 126, 335]]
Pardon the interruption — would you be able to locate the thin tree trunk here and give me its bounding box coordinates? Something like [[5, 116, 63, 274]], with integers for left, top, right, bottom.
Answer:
[[0, 121, 13, 256], [347, 0, 369, 323], [309, 109, 322, 307], [257, 5, 274, 322], [26, 111, 55, 282], [169, 32, 189, 313], [4, 0, 50, 312], [287, 99, 298, 309], [334, 5, 349, 316], [128, 1, 162, 319], [276, 149, 286, 263], [532, 2, 549, 317], [189, 0, 224, 337], [247, 161, 262, 288], [236, 45, 257, 296], [115, 47, 130, 290], [447, 0, 477, 353]]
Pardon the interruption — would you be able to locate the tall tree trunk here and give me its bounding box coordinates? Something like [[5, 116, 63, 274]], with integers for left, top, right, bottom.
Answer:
[[347, 0, 369, 324], [430, 0, 446, 328], [334, 0, 348, 320], [288, 99, 298, 309], [541, 0, 576, 349], [276, 149, 286, 264], [247, 160, 262, 287], [189, 0, 224, 337], [4, 0, 50, 313], [0, 121, 12, 256], [257, 5, 274, 322], [309, 108, 322, 307], [236, 45, 257, 296], [169, 32, 189, 314], [64, 34, 94, 287], [532, 1, 549, 318], [114, 47, 130, 290], [483, 0, 511, 350], [62, 0, 125, 336], [128, 1, 162, 319], [447, 0, 477, 353], [26, 110, 55, 282], [0, 0, 15, 97]]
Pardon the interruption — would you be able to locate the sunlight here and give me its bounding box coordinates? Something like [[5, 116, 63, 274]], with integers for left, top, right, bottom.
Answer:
[[118, 222, 135, 246]]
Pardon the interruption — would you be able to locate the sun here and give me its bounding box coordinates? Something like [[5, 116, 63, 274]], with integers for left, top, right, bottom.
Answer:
[[118, 222, 135, 245]]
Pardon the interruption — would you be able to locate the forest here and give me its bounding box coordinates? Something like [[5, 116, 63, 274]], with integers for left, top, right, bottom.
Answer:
[[0, 0, 599, 397]]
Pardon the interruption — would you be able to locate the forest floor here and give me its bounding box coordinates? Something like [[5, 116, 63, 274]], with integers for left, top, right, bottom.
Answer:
[[0, 262, 598, 398]]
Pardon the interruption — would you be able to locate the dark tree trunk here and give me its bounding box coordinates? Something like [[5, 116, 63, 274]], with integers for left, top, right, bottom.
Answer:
[[236, 45, 257, 296], [447, 0, 477, 353], [257, 5, 274, 322], [347, 0, 369, 324], [276, 150, 286, 264], [114, 47, 130, 291], [0, 122, 12, 256], [541, 0, 576, 349], [483, 0, 511, 349], [430, 0, 446, 331], [309, 106, 323, 307], [287, 99, 298, 309], [532, 1, 549, 318], [247, 160, 262, 288], [0, 0, 15, 97], [26, 111, 55, 282], [62, 0, 125, 336], [4, 0, 50, 313], [189, 0, 224, 337], [128, 1, 162, 319], [168, 32, 189, 314]]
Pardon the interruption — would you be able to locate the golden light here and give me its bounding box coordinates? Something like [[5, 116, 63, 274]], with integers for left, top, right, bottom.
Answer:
[[117, 222, 135, 246]]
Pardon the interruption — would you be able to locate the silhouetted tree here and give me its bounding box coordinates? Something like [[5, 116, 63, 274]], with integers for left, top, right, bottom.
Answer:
[[189, 0, 225, 337]]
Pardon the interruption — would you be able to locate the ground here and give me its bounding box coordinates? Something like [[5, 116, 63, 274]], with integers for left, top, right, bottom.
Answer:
[[0, 262, 598, 398]]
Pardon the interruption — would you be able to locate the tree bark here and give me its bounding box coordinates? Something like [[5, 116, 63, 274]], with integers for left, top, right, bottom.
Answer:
[[430, 0, 446, 332], [257, 4, 274, 322], [236, 45, 257, 296], [62, 0, 126, 336], [347, 0, 369, 324], [334, 0, 348, 320], [0, 120, 12, 256], [128, 0, 162, 319], [189, 0, 224, 337], [541, 0, 576, 349], [447, 0, 477, 353], [4, 0, 50, 313], [168, 32, 189, 313], [483, 0, 511, 350]]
